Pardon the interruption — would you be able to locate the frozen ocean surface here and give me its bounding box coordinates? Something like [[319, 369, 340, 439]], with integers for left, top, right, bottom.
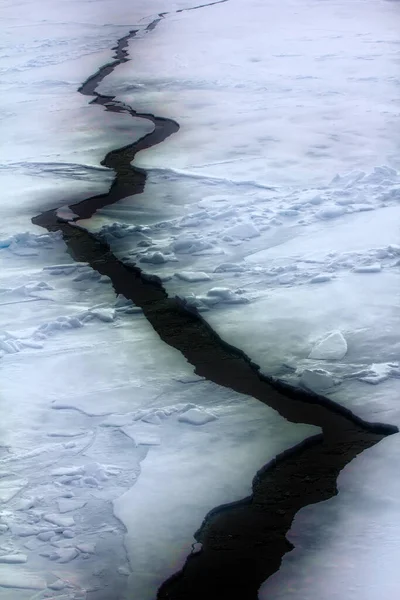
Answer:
[[1, 1, 320, 598], [2, 0, 400, 598], [0, 229, 317, 598], [84, 0, 400, 428], [77, 0, 400, 597]]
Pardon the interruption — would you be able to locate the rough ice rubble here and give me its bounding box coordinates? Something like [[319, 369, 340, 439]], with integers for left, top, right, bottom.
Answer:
[[0, 230, 62, 253], [81, 167, 400, 402], [0, 235, 141, 357]]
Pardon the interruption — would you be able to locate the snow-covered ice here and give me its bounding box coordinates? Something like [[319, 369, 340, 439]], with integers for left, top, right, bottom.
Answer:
[[2, 0, 400, 597], [0, 230, 318, 597]]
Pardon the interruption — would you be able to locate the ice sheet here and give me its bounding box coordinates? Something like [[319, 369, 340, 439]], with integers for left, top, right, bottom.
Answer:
[[3, 0, 400, 597]]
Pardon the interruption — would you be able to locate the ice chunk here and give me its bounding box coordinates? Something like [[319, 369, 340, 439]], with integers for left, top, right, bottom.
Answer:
[[317, 206, 346, 219], [202, 287, 250, 305], [73, 269, 100, 282], [387, 244, 400, 255], [52, 466, 85, 477], [214, 263, 245, 273], [309, 331, 348, 360], [121, 424, 161, 446], [90, 308, 115, 322], [0, 340, 19, 354], [53, 547, 78, 563], [357, 363, 398, 384], [15, 497, 36, 511], [57, 498, 87, 513], [48, 579, 66, 591], [44, 514, 75, 528], [115, 294, 134, 308], [76, 542, 96, 554], [37, 531, 55, 542], [62, 529, 75, 538], [300, 369, 336, 391], [353, 263, 381, 273], [100, 414, 134, 427], [139, 251, 170, 264], [224, 221, 260, 239], [47, 430, 85, 438], [9, 524, 40, 537], [175, 271, 211, 282], [56, 205, 78, 222], [172, 236, 213, 254], [310, 274, 332, 283], [0, 481, 25, 502], [0, 566, 46, 589], [178, 408, 217, 426], [19, 339, 44, 349], [0, 554, 28, 564]]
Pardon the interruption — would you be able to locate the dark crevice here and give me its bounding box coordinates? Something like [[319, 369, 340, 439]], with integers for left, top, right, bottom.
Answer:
[[31, 12, 398, 600], [176, 0, 229, 12]]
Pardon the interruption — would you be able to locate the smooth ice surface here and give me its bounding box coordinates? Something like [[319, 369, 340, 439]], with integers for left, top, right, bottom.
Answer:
[[98, 0, 400, 186], [1, 0, 167, 234]]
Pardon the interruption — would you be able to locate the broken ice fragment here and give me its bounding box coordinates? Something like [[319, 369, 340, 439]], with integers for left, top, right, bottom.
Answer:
[[76, 542, 96, 554], [0, 566, 46, 589], [44, 514, 75, 528], [353, 263, 381, 273], [0, 554, 27, 564], [178, 408, 217, 426], [54, 547, 78, 563], [300, 369, 336, 391], [57, 498, 86, 513], [309, 331, 347, 360]]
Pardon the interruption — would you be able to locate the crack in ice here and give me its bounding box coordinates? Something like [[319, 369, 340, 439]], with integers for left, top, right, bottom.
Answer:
[[30, 5, 399, 600]]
